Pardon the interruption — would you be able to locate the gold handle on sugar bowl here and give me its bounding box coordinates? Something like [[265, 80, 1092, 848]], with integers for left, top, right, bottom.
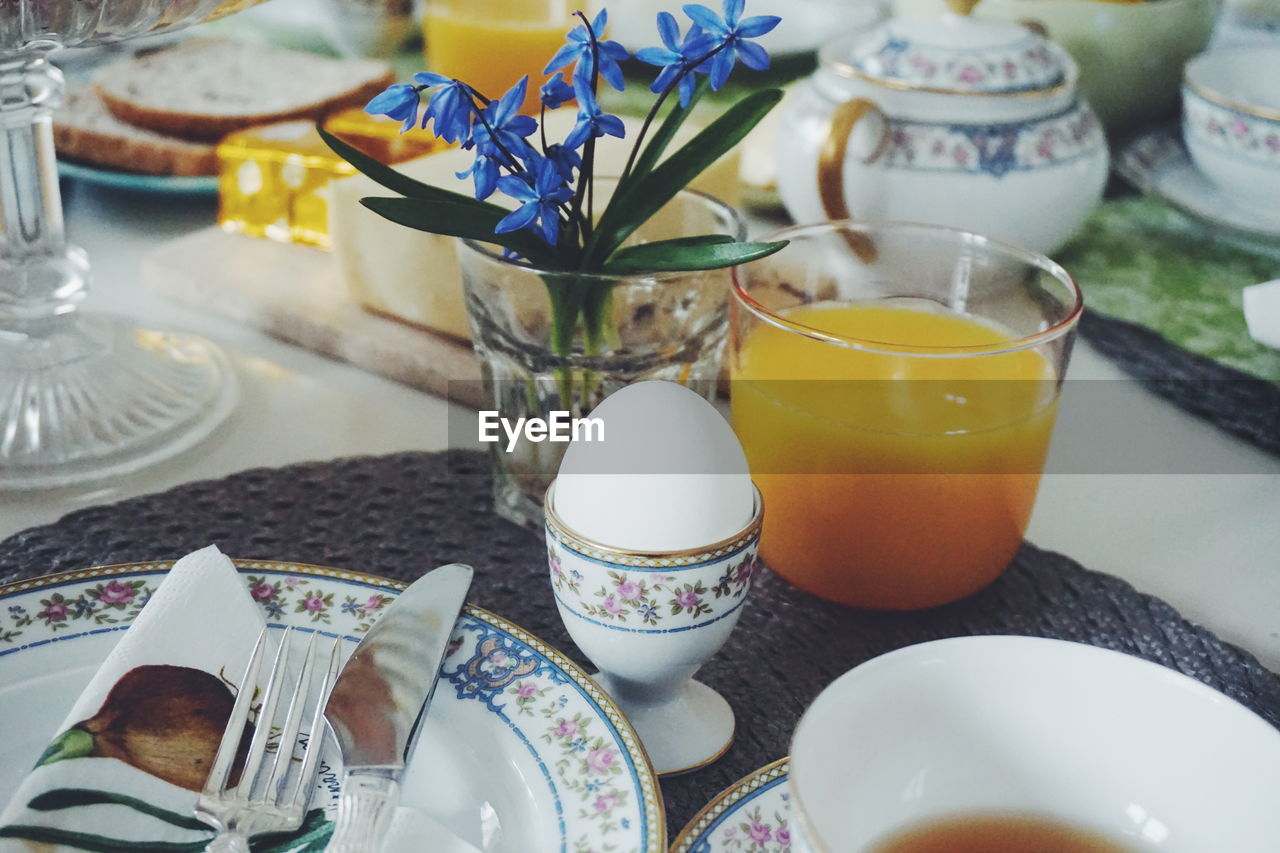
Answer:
[[817, 97, 887, 263], [817, 96, 889, 221], [945, 0, 981, 14]]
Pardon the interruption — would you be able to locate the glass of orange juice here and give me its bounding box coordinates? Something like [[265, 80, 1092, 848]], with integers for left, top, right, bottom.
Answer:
[[423, 0, 575, 113], [729, 222, 1082, 610]]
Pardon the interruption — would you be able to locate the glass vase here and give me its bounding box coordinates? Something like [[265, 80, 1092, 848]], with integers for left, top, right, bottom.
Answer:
[[457, 185, 745, 527]]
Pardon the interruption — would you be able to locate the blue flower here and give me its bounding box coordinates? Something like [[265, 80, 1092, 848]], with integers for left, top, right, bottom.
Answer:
[[540, 72, 576, 110], [635, 12, 719, 107], [543, 9, 629, 91], [545, 143, 582, 182], [472, 76, 538, 162], [683, 0, 780, 89], [495, 155, 573, 246], [457, 154, 501, 200], [415, 73, 475, 144], [365, 83, 422, 133], [563, 77, 627, 151]]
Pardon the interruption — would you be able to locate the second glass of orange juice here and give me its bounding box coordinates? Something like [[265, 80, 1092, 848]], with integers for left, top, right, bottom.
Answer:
[[424, 0, 575, 113], [729, 222, 1081, 610]]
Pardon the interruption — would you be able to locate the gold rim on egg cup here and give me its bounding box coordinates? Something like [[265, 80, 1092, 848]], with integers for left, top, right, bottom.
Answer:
[[544, 480, 764, 568]]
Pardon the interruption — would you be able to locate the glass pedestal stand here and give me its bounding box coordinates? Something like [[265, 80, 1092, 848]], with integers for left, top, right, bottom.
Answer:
[[0, 52, 237, 489]]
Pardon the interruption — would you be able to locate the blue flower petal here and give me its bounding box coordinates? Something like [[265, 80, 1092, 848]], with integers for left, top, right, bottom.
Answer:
[[649, 62, 683, 95], [495, 202, 539, 234], [736, 38, 770, 71], [497, 173, 537, 202], [598, 114, 627, 138], [413, 71, 452, 87], [724, 0, 745, 26], [678, 71, 698, 107], [709, 47, 735, 89], [599, 59, 626, 91], [635, 46, 680, 67], [737, 14, 782, 38], [544, 42, 582, 74], [656, 11, 681, 49], [683, 3, 727, 35]]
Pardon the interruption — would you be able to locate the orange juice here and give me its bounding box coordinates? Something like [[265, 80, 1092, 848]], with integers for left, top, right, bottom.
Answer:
[[731, 303, 1060, 610], [424, 2, 571, 114]]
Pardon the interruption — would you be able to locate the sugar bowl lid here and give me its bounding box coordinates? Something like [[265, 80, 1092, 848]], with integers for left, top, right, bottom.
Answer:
[[833, 0, 1073, 95]]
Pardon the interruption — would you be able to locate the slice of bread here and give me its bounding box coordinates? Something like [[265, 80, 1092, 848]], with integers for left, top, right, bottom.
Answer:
[[94, 38, 395, 141], [54, 85, 218, 176]]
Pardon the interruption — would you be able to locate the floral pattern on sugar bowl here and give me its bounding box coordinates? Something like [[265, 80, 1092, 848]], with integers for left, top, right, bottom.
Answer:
[[1183, 88, 1280, 166], [884, 103, 1101, 178], [777, 13, 1109, 254], [851, 29, 1063, 94], [547, 529, 760, 633]]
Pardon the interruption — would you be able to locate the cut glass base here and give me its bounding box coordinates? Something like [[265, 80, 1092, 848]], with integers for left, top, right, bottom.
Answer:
[[0, 314, 238, 490]]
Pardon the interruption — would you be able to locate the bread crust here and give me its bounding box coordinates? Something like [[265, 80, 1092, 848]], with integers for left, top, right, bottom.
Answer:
[[53, 89, 218, 176], [95, 75, 393, 141]]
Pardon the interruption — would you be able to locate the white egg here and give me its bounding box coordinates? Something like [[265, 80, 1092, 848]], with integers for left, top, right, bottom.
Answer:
[[552, 381, 754, 551]]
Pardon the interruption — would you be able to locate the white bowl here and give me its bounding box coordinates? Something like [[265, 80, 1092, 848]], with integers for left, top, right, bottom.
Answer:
[[1183, 48, 1280, 213], [789, 636, 1280, 852]]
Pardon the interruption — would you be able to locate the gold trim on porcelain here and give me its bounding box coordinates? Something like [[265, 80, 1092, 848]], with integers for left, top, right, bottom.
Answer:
[[544, 481, 764, 566], [1184, 77, 1280, 123], [0, 559, 668, 853], [669, 757, 791, 853], [819, 38, 1077, 100]]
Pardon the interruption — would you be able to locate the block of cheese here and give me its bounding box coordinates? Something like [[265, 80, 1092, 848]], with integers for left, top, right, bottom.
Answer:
[[330, 107, 742, 341]]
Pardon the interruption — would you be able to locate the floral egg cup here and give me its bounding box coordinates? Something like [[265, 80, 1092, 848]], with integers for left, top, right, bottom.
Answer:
[[545, 481, 764, 775]]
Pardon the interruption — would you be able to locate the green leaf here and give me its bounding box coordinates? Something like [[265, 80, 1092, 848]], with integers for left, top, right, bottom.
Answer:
[[626, 77, 710, 185], [29, 788, 208, 831], [586, 88, 784, 266], [359, 197, 554, 266], [318, 126, 495, 211], [603, 239, 789, 274]]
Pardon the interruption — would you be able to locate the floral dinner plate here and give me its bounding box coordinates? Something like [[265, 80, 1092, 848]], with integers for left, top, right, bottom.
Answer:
[[0, 561, 664, 853], [671, 758, 791, 853]]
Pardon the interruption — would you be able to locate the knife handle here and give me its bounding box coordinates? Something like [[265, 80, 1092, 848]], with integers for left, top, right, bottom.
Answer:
[[326, 773, 399, 853]]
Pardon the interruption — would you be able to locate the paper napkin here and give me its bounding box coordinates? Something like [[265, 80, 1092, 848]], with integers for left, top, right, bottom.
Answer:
[[1244, 279, 1280, 350]]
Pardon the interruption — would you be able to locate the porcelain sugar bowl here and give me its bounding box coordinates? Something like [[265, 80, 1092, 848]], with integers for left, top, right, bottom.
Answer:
[[776, 0, 1108, 254]]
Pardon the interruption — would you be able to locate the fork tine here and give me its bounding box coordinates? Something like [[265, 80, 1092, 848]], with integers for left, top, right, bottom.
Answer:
[[264, 631, 318, 806], [237, 626, 294, 801], [285, 635, 343, 811], [204, 626, 268, 797]]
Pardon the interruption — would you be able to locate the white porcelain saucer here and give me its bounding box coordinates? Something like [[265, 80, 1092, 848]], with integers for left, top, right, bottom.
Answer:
[[1117, 127, 1280, 250], [670, 758, 792, 853]]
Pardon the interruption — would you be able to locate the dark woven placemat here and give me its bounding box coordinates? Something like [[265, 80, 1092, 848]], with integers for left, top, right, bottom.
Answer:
[[3, 450, 1278, 841], [1080, 311, 1280, 458]]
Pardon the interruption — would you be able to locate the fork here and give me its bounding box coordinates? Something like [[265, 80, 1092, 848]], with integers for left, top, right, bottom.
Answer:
[[196, 626, 343, 853]]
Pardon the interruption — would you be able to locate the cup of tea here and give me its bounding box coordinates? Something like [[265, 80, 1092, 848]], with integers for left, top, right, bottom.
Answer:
[[788, 636, 1280, 852]]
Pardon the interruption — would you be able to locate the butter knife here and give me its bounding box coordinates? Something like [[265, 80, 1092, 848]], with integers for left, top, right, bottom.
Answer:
[[323, 563, 474, 853]]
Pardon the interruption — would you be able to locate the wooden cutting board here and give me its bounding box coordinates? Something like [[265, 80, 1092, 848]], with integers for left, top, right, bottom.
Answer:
[[143, 227, 486, 408]]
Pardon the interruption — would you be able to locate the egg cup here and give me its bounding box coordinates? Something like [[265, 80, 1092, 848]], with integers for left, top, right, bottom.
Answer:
[[545, 481, 763, 775]]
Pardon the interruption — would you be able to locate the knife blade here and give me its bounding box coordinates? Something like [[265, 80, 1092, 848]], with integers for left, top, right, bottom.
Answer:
[[323, 563, 474, 853]]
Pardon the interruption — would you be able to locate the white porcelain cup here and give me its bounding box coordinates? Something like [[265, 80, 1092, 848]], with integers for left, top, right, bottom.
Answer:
[[789, 636, 1280, 852], [1183, 48, 1280, 213], [545, 481, 762, 775]]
